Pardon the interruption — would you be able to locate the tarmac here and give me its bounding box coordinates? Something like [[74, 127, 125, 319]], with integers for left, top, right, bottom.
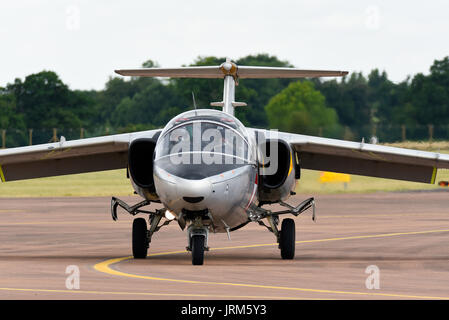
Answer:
[[0, 191, 449, 299]]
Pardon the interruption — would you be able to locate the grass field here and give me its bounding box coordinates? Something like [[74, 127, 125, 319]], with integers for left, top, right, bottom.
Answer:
[[0, 143, 448, 197]]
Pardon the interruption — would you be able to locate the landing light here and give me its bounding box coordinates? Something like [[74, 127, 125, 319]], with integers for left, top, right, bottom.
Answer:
[[165, 210, 176, 220]]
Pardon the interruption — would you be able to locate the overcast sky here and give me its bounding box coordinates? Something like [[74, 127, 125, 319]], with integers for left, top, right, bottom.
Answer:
[[0, 0, 448, 90]]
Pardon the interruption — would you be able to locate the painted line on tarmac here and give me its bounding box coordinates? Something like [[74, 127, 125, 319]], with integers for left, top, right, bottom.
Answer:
[[0, 287, 310, 299], [0, 212, 439, 226], [94, 228, 449, 300], [318, 213, 430, 219], [0, 220, 118, 226]]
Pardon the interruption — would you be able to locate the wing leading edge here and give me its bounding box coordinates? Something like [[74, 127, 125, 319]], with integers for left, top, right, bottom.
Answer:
[[0, 130, 161, 182], [252, 129, 449, 184]]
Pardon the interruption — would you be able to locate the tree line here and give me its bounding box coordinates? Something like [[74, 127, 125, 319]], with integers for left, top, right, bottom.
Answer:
[[1, 53, 449, 147]]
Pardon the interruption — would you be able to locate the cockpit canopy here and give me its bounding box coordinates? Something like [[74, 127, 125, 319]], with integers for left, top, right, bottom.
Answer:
[[154, 109, 252, 180], [156, 109, 250, 162], [162, 109, 248, 136]]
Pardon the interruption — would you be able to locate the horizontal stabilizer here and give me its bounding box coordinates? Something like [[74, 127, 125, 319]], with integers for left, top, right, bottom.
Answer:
[[115, 66, 223, 78], [238, 66, 348, 78], [115, 65, 348, 79]]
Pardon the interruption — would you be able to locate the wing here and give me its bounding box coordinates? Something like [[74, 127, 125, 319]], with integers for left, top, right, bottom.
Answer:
[[0, 129, 161, 182], [251, 129, 449, 183]]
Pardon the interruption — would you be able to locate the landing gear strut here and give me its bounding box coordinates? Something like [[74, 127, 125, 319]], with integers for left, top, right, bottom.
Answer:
[[112, 197, 172, 260], [251, 197, 315, 260]]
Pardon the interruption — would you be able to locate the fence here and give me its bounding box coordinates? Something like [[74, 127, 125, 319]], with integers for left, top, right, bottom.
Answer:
[[313, 124, 449, 144], [0, 127, 119, 149], [1, 124, 449, 149]]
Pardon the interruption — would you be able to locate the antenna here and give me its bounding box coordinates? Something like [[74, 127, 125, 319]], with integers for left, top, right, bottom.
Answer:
[[191, 91, 198, 110]]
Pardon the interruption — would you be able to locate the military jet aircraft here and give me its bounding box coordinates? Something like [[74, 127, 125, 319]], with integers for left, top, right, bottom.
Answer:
[[1, 59, 449, 265]]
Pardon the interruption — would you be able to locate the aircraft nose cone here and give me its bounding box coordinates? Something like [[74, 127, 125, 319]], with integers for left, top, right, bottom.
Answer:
[[177, 179, 212, 207], [183, 196, 204, 203]]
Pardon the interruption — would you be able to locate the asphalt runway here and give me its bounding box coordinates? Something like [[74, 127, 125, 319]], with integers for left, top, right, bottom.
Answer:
[[1, 191, 449, 300]]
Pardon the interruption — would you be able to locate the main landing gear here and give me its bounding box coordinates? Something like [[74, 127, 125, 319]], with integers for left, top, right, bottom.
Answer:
[[279, 218, 295, 259], [111, 197, 210, 264], [111, 196, 315, 263], [132, 218, 148, 259], [250, 197, 316, 260], [111, 197, 172, 259]]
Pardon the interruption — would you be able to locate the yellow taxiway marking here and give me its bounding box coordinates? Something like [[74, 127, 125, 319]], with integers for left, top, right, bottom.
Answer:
[[0, 287, 311, 299], [317, 212, 436, 219], [94, 228, 449, 300], [0, 212, 443, 225]]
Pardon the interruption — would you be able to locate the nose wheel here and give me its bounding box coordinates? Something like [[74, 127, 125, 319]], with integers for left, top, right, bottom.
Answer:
[[187, 222, 209, 265], [191, 235, 205, 265]]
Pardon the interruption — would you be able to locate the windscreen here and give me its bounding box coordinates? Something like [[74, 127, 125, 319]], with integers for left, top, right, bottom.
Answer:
[[155, 121, 249, 164]]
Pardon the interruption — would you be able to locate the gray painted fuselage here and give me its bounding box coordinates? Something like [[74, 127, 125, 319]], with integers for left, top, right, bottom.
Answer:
[[151, 109, 259, 233]]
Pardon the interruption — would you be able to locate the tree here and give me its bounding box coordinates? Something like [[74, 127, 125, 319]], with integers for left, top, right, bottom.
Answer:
[[235, 54, 294, 127], [169, 54, 294, 127], [6, 71, 91, 129], [265, 81, 341, 137], [409, 57, 449, 126], [0, 89, 27, 146], [170, 56, 226, 111]]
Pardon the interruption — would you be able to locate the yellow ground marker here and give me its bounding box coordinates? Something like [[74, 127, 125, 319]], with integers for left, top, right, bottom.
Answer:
[[319, 172, 351, 183], [431, 167, 438, 184], [94, 228, 449, 300], [0, 164, 5, 182]]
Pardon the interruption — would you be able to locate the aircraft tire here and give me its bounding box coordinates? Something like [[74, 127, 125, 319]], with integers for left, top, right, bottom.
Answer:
[[280, 218, 295, 259], [191, 235, 205, 265], [132, 218, 148, 259]]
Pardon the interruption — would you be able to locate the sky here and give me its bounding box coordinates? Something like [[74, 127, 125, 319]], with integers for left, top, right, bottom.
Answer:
[[0, 0, 448, 90]]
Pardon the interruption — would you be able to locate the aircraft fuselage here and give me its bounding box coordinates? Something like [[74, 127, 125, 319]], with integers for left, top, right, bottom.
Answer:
[[152, 109, 259, 233]]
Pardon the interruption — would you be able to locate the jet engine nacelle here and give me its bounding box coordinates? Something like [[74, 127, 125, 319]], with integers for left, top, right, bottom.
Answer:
[[128, 138, 159, 201], [258, 139, 300, 204]]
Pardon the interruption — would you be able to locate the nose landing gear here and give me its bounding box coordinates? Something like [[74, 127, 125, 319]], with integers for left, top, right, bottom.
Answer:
[[186, 219, 210, 265], [191, 235, 206, 265]]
